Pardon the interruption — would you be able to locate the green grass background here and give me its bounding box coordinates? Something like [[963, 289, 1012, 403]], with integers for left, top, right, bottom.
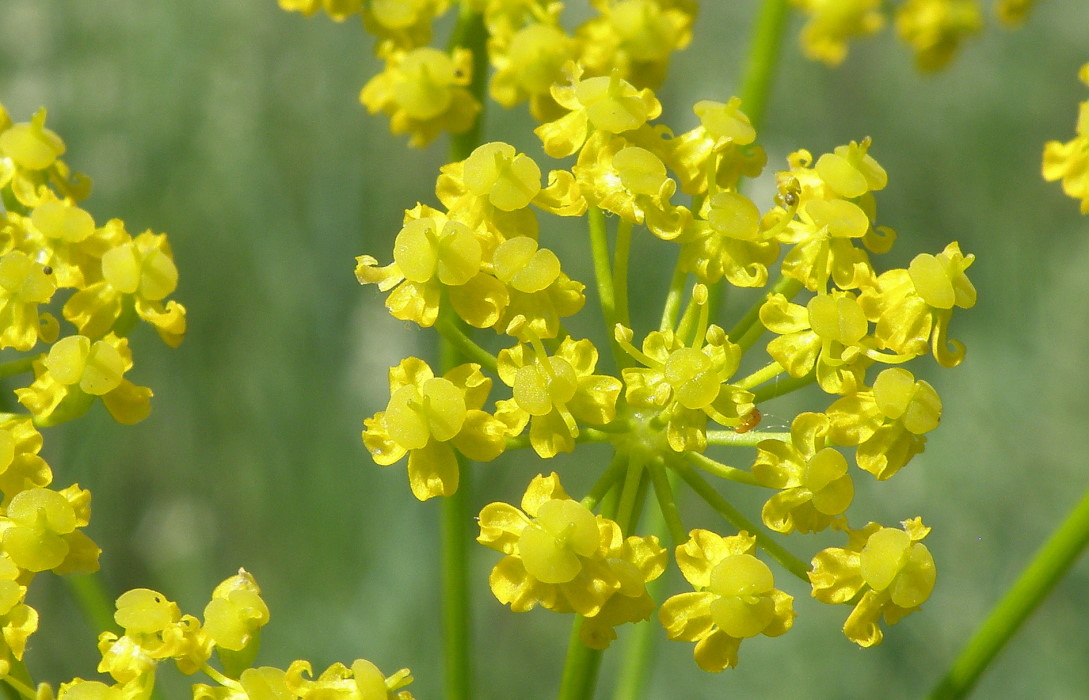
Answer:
[[2, 1, 1088, 698]]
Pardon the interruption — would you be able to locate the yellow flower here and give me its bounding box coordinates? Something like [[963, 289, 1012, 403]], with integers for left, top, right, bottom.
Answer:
[[363, 358, 506, 500], [753, 412, 854, 533], [791, 0, 885, 66], [0, 250, 57, 351], [576, 0, 697, 90], [495, 337, 621, 458], [355, 205, 509, 329], [535, 63, 662, 158], [285, 658, 416, 700], [202, 569, 269, 652], [617, 322, 754, 452], [678, 191, 780, 287], [809, 517, 936, 647], [0, 417, 53, 502], [477, 473, 665, 635], [362, 0, 450, 52], [895, 0, 982, 72], [660, 529, 794, 671], [1, 485, 96, 573], [1043, 63, 1089, 214], [488, 21, 575, 120], [827, 367, 942, 479], [15, 334, 153, 425], [360, 46, 480, 147]]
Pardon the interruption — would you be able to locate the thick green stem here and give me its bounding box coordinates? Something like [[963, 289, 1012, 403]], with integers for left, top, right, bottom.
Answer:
[[927, 486, 1089, 700], [447, 5, 487, 161], [613, 219, 633, 328], [438, 7, 488, 699], [685, 451, 760, 486], [660, 264, 688, 333], [440, 460, 473, 700]]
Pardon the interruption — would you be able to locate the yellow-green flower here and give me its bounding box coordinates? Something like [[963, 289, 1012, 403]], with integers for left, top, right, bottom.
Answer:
[[753, 412, 854, 533], [660, 529, 794, 671], [477, 473, 665, 639], [1043, 63, 1089, 214], [809, 517, 936, 647], [364, 358, 506, 500]]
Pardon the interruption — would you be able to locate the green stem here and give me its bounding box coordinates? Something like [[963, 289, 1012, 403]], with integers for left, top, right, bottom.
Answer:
[[685, 451, 760, 486], [588, 206, 624, 370], [613, 219, 633, 328], [735, 361, 785, 391], [648, 459, 687, 545], [441, 461, 473, 700], [927, 486, 1089, 700], [66, 571, 120, 636], [659, 264, 688, 333], [556, 619, 604, 700], [582, 450, 629, 512], [435, 310, 498, 373], [730, 275, 803, 353], [438, 7, 488, 699], [0, 355, 38, 379], [671, 458, 809, 581], [751, 370, 815, 403], [447, 4, 488, 161], [704, 429, 790, 447], [738, 0, 792, 132]]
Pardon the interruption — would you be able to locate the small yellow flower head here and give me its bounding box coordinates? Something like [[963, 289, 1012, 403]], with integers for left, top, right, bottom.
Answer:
[[791, 0, 886, 66], [495, 336, 621, 458], [0, 553, 37, 663], [827, 367, 942, 479], [1, 486, 85, 572], [489, 21, 576, 120], [995, 0, 1037, 26], [364, 358, 506, 500], [55, 680, 130, 700], [577, 0, 697, 90], [0, 251, 57, 351], [462, 142, 543, 212], [618, 323, 753, 451], [356, 205, 510, 329], [815, 137, 888, 199], [668, 97, 766, 196], [362, 0, 450, 52], [809, 517, 936, 647], [285, 658, 416, 700], [477, 473, 665, 631], [680, 191, 779, 287], [753, 412, 853, 533], [894, 0, 982, 72], [535, 64, 663, 158], [64, 231, 187, 347], [360, 46, 480, 147], [862, 242, 975, 367], [660, 529, 794, 671], [779, 196, 874, 292], [0, 108, 65, 171], [1043, 63, 1089, 214], [761, 291, 876, 395], [0, 417, 53, 501], [573, 134, 691, 240], [203, 569, 270, 652], [15, 334, 153, 426]]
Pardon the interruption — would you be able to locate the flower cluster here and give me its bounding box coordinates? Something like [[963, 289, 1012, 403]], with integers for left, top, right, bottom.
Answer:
[[357, 64, 975, 666], [282, 0, 697, 144], [1044, 62, 1089, 214], [0, 103, 193, 693], [790, 0, 1036, 70], [0, 417, 100, 681], [0, 103, 186, 427], [51, 570, 415, 700]]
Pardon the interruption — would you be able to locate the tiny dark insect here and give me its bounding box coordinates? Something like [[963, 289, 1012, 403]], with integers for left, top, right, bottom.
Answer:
[[735, 408, 762, 434], [782, 191, 799, 207], [42, 265, 53, 275]]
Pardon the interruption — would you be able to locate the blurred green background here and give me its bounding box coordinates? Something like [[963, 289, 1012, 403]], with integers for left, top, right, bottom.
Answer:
[[2, 1, 1088, 698]]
